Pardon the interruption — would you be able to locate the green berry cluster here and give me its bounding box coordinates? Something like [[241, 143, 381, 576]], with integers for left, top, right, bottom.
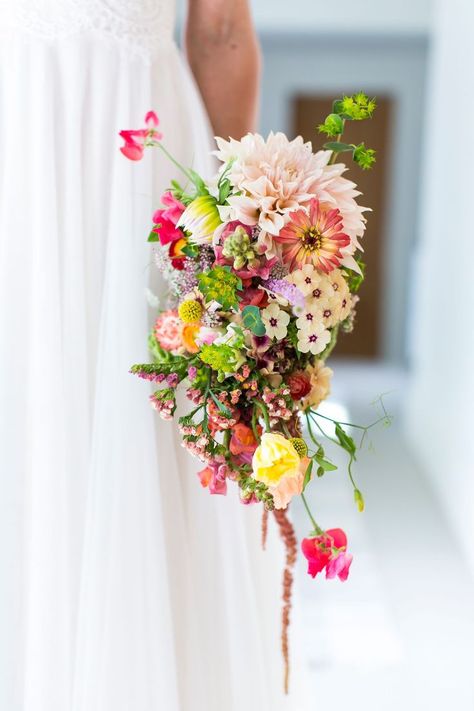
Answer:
[[222, 226, 259, 271]]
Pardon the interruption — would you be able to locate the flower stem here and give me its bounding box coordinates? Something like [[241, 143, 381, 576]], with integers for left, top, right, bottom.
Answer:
[[156, 142, 195, 183], [255, 401, 271, 432], [300, 492, 323, 535]]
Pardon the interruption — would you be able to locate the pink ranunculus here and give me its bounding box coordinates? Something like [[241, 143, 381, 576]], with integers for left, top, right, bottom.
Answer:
[[301, 528, 352, 581], [119, 111, 162, 161], [154, 310, 183, 352]]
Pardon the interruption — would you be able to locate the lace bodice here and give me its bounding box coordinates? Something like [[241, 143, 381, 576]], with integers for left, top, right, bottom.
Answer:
[[0, 0, 176, 60]]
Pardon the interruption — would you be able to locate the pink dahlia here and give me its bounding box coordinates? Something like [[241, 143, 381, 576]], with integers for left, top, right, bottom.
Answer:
[[275, 199, 350, 273]]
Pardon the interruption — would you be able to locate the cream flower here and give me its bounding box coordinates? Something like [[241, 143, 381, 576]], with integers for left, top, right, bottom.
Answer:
[[319, 295, 344, 328], [214, 134, 368, 263], [289, 264, 326, 297], [261, 303, 290, 340], [296, 305, 323, 333], [328, 270, 351, 321], [297, 322, 331, 355], [301, 361, 333, 410]]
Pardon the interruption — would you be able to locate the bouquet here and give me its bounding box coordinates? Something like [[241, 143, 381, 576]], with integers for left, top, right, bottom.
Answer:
[[120, 94, 389, 691]]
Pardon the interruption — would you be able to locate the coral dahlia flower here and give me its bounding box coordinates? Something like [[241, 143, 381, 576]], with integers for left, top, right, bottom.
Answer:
[[275, 199, 350, 273]]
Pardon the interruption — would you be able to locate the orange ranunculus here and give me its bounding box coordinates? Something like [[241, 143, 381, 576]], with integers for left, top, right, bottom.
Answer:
[[181, 323, 200, 353]]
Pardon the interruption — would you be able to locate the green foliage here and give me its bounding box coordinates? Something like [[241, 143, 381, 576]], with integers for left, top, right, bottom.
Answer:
[[170, 180, 195, 206], [148, 228, 159, 243], [344, 259, 366, 292], [198, 266, 242, 309], [302, 459, 313, 491], [181, 242, 199, 258], [353, 142, 377, 170], [317, 113, 344, 137], [217, 159, 236, 204], [333, 93, 377, 121], [320, 93, 377, 171], [188, 169, 209, 196], [335, 422, 357, 459], [148, 331, 172, 363], [286, 320, 301, 356], [323, 141, 354, 154], [198, 343, 242, 377], [241, 305, 266, 336]]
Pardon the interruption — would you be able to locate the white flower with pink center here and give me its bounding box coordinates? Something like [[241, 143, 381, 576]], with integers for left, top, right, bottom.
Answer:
[[288, 264, 334, 303], [296, 305, 323, 333], [261, 303, 290, 340], [296, 322, 331, 355]]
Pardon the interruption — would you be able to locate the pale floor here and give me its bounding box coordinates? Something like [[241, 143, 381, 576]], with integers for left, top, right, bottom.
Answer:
[[292, 361, 474, 711]]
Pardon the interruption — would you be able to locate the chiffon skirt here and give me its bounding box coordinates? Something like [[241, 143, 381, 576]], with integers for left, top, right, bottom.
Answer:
[[0, 31, 309, 711]]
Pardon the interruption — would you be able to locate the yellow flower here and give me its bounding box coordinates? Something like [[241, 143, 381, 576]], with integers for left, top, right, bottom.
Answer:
[[252, 433, 301, 486], [178, 299, 203, 323]]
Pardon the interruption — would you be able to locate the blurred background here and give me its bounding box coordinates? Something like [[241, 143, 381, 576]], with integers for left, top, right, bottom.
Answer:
[[179, 0, 474, 707]]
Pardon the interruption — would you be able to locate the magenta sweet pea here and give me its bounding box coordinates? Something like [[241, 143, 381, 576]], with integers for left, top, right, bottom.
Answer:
[[119, 110, 162, 161]]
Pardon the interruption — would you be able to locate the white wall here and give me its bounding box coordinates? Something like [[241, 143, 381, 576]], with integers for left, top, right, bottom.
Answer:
[[407, 0, 474, 570], [251, 0, 432, 35]]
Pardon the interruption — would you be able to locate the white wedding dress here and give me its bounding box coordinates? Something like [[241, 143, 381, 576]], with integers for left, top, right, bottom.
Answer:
[[0, 2, 309, 710]]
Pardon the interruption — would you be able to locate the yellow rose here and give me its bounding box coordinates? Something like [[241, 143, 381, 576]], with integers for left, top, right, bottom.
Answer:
[[252, 433, 301, 486]]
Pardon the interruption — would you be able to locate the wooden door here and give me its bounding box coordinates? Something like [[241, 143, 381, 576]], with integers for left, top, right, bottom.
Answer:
[[293, 96, 391, 358]]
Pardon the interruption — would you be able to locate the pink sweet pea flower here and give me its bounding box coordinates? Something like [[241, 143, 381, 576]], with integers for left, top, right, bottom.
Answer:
[[301, 528, 352, 581], [119, 111, 162, 161], [154, 191, 186, 225], [152, 215, 183, 246], [326, 551, 353, 581]]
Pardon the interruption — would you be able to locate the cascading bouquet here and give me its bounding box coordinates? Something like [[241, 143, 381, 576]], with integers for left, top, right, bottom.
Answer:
[[120, 93, 389, 691]]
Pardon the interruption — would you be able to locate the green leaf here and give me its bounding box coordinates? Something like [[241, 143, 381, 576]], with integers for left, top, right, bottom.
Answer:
[[181, 242, 199, 258], [148, 228, 159, 242], [335, 422, 357, 458], [218, 178, 232, 204], [188, 169, 208, 195], [314, 455, 338, 472], [316, 466, 325, 478], [344, 259, 366, 292], [241, 305, 266, 336], [302, 460, 313, 491], [323, 141, 354, 153], [209, 390, 232, 417]]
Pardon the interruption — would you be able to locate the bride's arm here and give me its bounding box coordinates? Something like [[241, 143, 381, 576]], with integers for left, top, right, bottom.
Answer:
[[186, 0, 261, 138]]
